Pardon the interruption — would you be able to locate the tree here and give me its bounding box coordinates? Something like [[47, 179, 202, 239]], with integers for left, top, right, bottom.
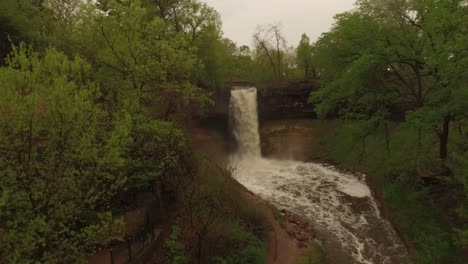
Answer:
[[310, 2, 468, 260], [143, 0, 227, 88], [284, 46, 300, 81], [178, 0, 221, 42], [144, 0, 181, 22], [296, 33, 315, 79], [143, 0, 221, 40], [253, 23, 287, 82], [229, 45, 258, 82], [195, 25, 236, 88], [0, 0, 43, 63], [311, 0, 468, 161], [360, 0, 467, 161], [41, 0, 81, 22], [74, 0, 209, 119], [0, 46, 127, 263], [310, 11, 396, 155]]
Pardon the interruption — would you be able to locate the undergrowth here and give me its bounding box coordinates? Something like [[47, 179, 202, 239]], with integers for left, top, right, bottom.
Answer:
[[163, 153, 268, 264], [318, 121, 466, 263]]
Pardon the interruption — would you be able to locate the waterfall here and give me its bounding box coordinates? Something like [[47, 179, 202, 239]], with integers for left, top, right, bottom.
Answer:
[[228, 87, 406, 263], [229, 87, 261, 157]]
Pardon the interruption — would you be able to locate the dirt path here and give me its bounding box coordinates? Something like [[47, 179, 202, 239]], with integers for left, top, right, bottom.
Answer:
[[240, 189, 316, 264]]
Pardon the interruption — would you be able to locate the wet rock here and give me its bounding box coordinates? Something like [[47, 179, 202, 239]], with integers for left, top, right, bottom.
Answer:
[[297, 235, 309, 243], [298, 242, 308, 248]]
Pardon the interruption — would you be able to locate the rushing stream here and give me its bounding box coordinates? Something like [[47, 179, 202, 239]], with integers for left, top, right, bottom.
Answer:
[[229, 87, 407, 264]]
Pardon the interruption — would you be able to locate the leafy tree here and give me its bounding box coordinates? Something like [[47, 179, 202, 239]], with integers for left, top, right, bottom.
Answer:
[[142, 0, 227, 88], [0, 46, 127, 263], [177, 0, 221, 42], [310, 11, 397, 155], [253, 23, 287, 82], [311, 0, 467, 162], [164, 225, 189, 264], [0, 1, 266, 263], [142, 0, 221, 40], [296, 33, 315, 79], [75, 0, 209, 119], [311, 1, 468, 261], [195, 25, 236, 88], [0, 0, 43, 63]]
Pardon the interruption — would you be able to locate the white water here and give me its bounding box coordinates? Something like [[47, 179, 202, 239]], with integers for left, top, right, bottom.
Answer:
[[229, 87, 406, 264], [230, 87, 262, 157]]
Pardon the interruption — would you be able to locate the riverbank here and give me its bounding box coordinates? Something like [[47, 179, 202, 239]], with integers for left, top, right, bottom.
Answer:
[[260, 119, 467, 263], [189, 125, 322, 264], [192, 118, 409, 263]]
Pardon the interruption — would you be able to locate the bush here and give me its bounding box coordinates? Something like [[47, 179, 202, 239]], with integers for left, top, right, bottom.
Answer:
[[0, 46, 127, 263], [164, 226, 189, 264], [212, 220, 267, 264]]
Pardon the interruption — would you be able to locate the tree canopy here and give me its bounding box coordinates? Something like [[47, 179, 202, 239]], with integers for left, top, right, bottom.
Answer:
[[311, 0, 468, 160], [0, 0, 224, 262]]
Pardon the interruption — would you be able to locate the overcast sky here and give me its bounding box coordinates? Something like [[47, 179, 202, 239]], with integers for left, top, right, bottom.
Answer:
[[202, 0, 357, 47]]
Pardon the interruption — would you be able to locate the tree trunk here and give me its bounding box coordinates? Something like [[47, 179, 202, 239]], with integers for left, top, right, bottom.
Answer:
[[439, 115, 450, 160], [197, 232, 204, 264], [384, 122, 390, 153], [312, 67, 317, 78]]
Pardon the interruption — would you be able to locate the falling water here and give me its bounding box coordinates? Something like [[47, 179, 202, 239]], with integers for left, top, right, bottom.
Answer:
[[230, 87, 262, 156], [229, 87, 406, 264]]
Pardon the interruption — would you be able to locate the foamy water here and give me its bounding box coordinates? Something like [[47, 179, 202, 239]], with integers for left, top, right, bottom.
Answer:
[[230, 156, 405, 263], [229, 87, 406, 264]]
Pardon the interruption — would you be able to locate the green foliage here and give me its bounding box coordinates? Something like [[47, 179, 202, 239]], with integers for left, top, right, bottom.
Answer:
[[100, 1, 196, 88], [311, 0, 467, 160], [451, 150, 468, 245], [383, 177, 459, 264], [126, 119, 190, 189], [312, 2, 468, 260], [320, 122, 465, 263], [296, 34, 315, 79], [0, 46, 126, 263], [212, 220, 267, 264], [73, 0, 210, 119], [174, 155, 268, 264], [0, 0, 268, 263], [0, 0, 42, 62], [195, 26, 235, 88], [164, 226, 189, 264]]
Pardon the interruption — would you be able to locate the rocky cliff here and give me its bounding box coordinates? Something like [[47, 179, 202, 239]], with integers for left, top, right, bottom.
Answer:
[[201, 81, 318, 126]]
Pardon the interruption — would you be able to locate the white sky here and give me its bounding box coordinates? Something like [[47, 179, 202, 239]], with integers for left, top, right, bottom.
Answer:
[[202, 0, 357, 47]]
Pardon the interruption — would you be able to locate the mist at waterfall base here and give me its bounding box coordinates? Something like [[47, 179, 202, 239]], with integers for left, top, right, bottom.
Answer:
[[229, 87, 406, 264]]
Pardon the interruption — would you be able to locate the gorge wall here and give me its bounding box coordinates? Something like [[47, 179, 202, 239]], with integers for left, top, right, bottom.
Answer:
[[202, 80, 318, 127]]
